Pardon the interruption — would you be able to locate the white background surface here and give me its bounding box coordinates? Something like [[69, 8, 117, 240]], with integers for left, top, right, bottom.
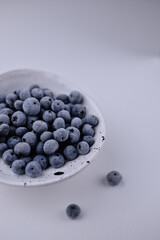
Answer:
[[0, 1, 160, 239]]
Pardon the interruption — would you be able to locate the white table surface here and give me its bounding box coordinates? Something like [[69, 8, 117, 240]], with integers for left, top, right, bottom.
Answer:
[[0, 1, 160, 240]]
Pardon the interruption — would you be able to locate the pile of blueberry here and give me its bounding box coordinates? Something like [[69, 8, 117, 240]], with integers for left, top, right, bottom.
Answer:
[[0, 84, 99, 178]]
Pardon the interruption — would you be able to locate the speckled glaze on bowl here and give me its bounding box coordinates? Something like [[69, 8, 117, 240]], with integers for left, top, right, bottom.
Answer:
[[0, 69, 106, 187]]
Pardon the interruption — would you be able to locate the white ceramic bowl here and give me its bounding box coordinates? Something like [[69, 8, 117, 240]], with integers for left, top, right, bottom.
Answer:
[[0, 69, 106, 187]]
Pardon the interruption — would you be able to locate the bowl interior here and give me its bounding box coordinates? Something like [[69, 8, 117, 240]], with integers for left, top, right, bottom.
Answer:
[[0, 69, 106, 186]]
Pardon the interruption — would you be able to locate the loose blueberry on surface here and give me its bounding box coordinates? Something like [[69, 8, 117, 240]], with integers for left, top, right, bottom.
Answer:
[[23, 97, 40, 115], [25, 161, 42, 178], [51, 100, 65, 113], [82, 124, 95, 137], [66, 204, 81, 219], [66, 127, 80, 143], [57, 110, 71, 122], [71, 117, 82, 129], [2, 149, 18, 166], [49, 153, 65, 168], [32, 120, 48, 134], [53, 117, 65, 130], [33, 155, 48, 169], [63, 145, 78, 161], [72, 104, 86, 118], [77, 141, 90, 155], [43, 139, 59, 155], [11, 111, 26, 127], [107, 171, 122, 186], [14, 142, 31, 156], [12, 160, 26, 175], [69, 91, 83, 104]]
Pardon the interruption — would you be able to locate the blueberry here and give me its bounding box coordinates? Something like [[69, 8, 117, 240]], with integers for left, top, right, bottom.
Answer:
[[23, 97, 40, 115], [7, 136, 22, 148], [11, 111, 26, 127], [21, 156, 32, 164], [29, 84, 40, 92], [49, 153, 65, 168], [14, 142, 31, 156], [13, 88, 21, 96], [22, 132, 37, 148], [63, 145, 78, 160], [107, 171, 122, 186], [66, 204, 81, 219], [0, 103, 7, 110], [69, 91, 83, 104], [0, 114, 10, 125], [82, 124, 95, 137], [6, 93, 18, 108], [42, 88, 54, 98], [19, 89, 31, 100], [53, 117, 65, 130], [65, 103, 73, 113], [0, 124, 10, 136], [57, 110, 71, 122], [27, 115, 39, 130], [42, 110, 56, 123], [9, 125, 16, 136], [51, 100, 65, 113], [66, 127, 80, 143], [0, 108, 14, 117], [40, 96, 53, 110], [25, 161, 42, 178], [53, 128, 69, 142], [77, 141, 90, 155], [15, 127, 28, 137], [40, 108, 46, 115], [71, 117, 82, 129], [56, 94, 69, 104], [82, 135, 94, 146], [32, 120, 48, 134], [40, 131, 53, 143], [36, 141, 44, 154], [0, 143, 8, 157], [14, 100, 23, 110], [43, 139, 59, 155], [2, 149, 17, 166], [0, 94, 6, 103], [12, 160, 26, 175], [33, 155, 48, 169], [31, 88, 44, 99], [83, 114, 99, 126], [72, 104, 86, 118]]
